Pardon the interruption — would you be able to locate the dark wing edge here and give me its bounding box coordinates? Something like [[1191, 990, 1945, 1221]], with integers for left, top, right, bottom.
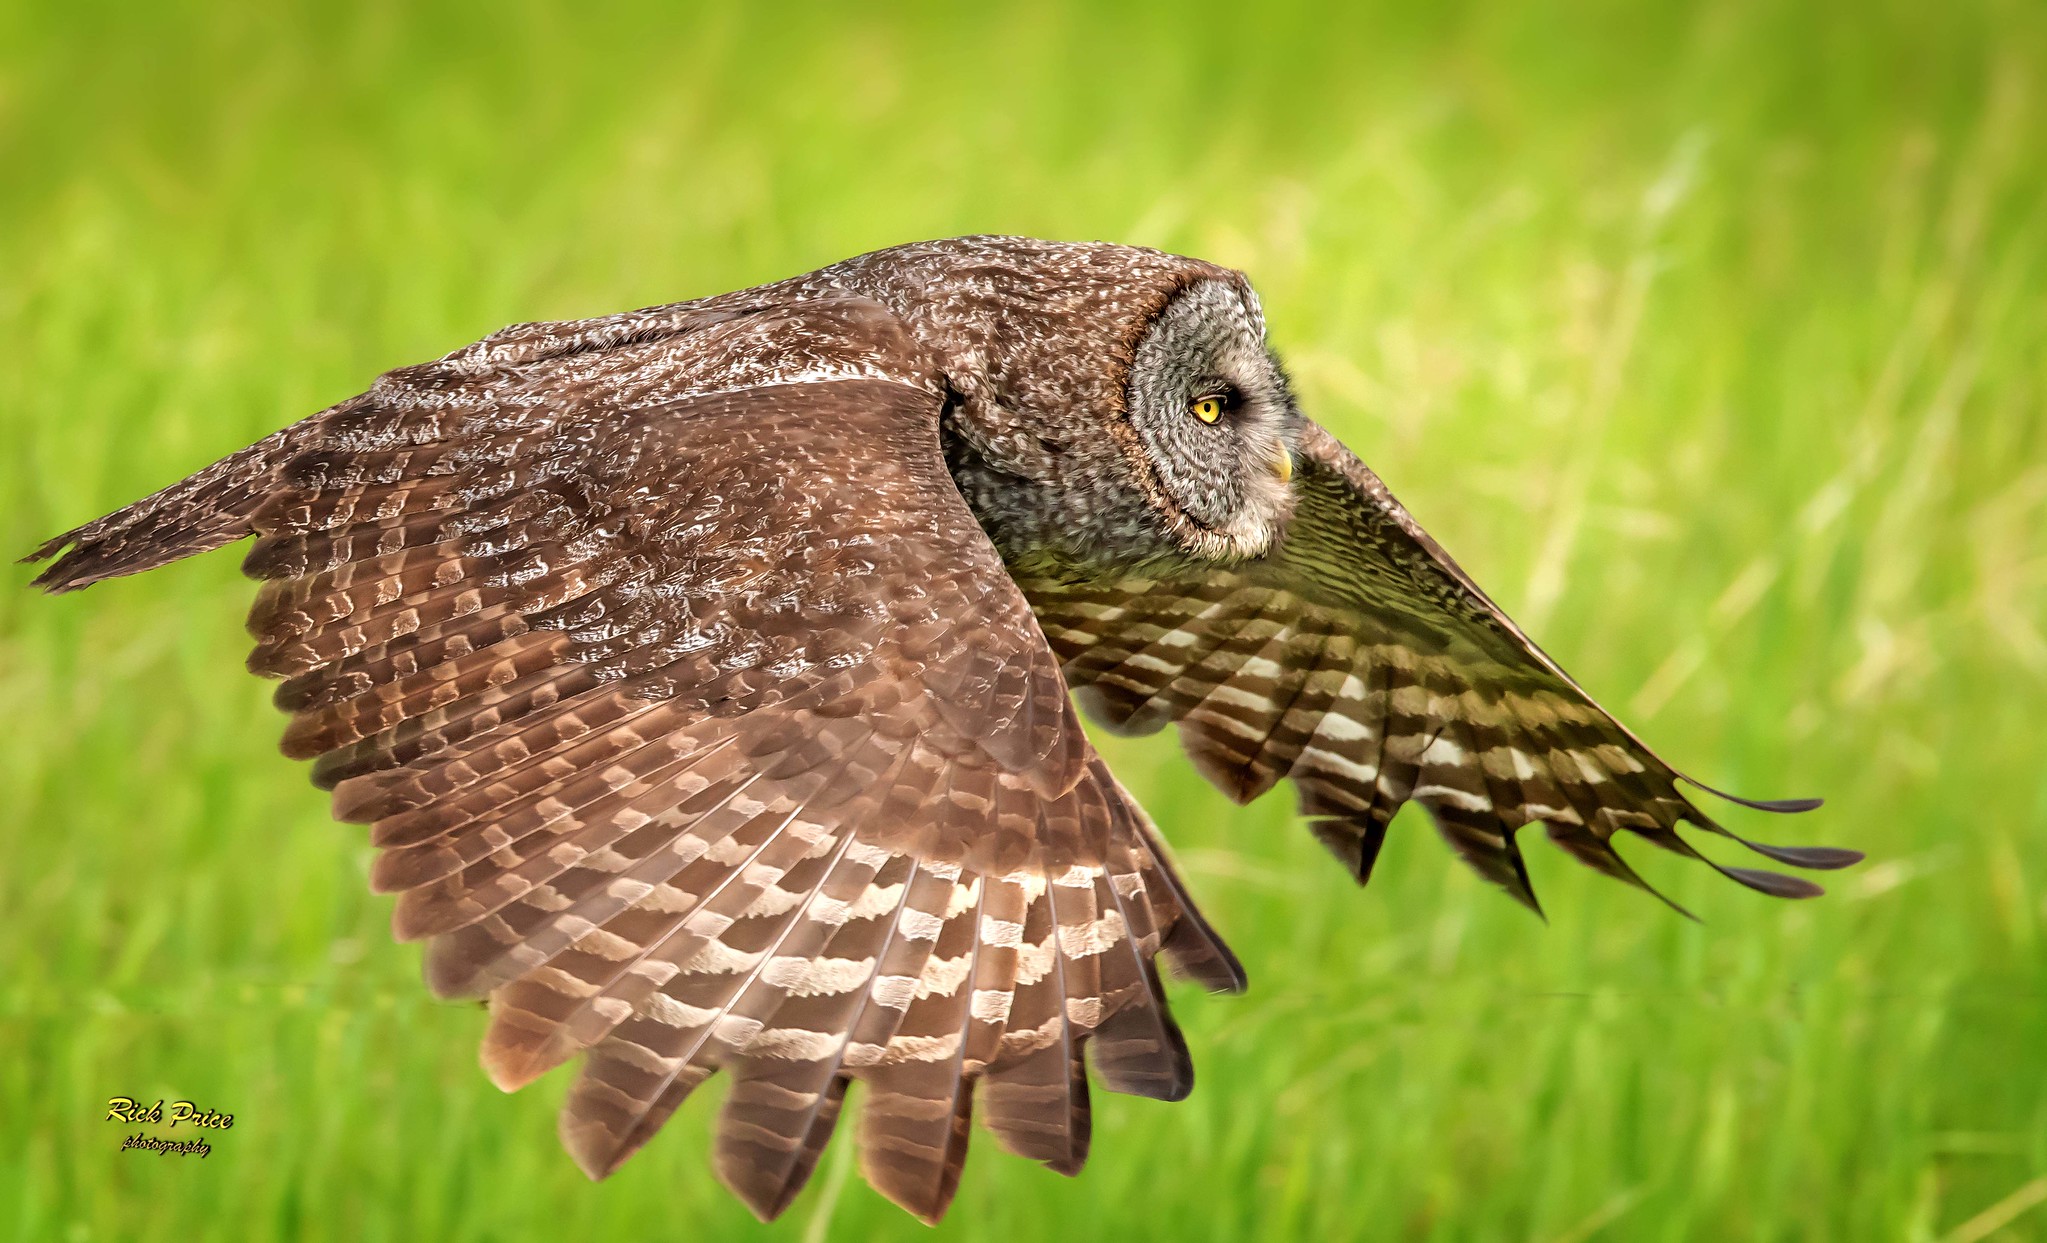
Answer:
[[22, 300, 1241, 1226], [25, 422, 312, 591], [1026, 418, 1859, 920]]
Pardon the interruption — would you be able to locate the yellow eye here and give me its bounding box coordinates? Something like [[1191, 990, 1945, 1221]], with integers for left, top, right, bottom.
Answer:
[[1190, 396, 1225, 423]]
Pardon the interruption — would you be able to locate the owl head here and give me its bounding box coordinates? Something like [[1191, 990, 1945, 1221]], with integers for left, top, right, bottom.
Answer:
[[1120, 274, 1299, 560], [804, 236, 1301, 575]]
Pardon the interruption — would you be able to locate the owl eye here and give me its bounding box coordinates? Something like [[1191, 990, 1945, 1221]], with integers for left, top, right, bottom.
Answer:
[[1189, 395, 1225, 424]]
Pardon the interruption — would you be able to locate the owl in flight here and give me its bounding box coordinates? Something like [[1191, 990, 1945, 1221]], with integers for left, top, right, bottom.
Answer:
[[27, 236, 1856, 1222]]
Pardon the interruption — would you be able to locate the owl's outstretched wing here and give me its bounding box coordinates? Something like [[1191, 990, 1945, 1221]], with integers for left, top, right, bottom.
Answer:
[[1023, 420, 1859, 915], [25, 298, 1240, 1225]]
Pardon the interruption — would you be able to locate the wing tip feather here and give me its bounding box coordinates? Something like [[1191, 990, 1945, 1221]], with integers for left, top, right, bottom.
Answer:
[[22, 535, 105, 594], [1681, 775, 1825, 815]]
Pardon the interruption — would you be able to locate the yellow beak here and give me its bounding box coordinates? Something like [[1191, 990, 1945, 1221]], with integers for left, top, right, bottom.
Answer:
[[1270, 443, 1293, 483]]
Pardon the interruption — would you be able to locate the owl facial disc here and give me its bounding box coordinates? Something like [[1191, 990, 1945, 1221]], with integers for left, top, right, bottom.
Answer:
[[1124, 278, 1299, 561]]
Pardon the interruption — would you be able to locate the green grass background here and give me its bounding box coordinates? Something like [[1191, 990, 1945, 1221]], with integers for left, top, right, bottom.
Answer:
[[4, 1, 2045, 1239]]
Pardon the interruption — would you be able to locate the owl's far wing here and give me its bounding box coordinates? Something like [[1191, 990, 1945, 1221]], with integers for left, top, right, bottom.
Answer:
[[1023, 419, 1860, 916], [24, 298, 1240, 1225]]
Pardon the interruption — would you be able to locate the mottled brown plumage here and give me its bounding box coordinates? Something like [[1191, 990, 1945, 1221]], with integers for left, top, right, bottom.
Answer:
[[24, 235, 1855, 1223]]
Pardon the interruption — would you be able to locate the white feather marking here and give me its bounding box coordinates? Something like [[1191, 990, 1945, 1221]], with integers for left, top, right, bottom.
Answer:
[[590, 995, 635, 1025], [705, 835, 760, 865], [1053, 864, 1095, 888], [761, 954, 876, 996], [711, 1015, 764, 1047], [738, 884, 805, 919], [1188, 706, 1264, 740], [679, 939, 763, 974], [915, 952, 973, 999], [601, 877, 654, 906], [683, 909, 735, 939], [1124, 651, 1184, 674], [523, 886, 574, 913], [1204, 682, 1274, 711], [1314, 711, 1376, 743], [1421, 734, 1468, 765], [1572, 752, 1610, 784], [808, 896, 853, 926], [544, 842, 585, 867], [744, 1026, 845, 1059], [898, 908, 944, 941], [840, 1041, 886, 1068], [1055, 910, 1128, 958], [635, 881, 698, 915], [871, 974, 917, 1011], [1014, 936, 1056, 986], [981, 917, 1024, 948], [846, 881, 907, 920], [1300, 748, 1380, 785], [1414, 784, 1491, 811], [582, 846, 633, 873], [1237, 653, 1287, 681], [642, 991, 721, 1028], [880, 1032, 963, 1063], [569, 926, 637, 961], [844, 840, 895, 869], [530, 963, 600, 998]]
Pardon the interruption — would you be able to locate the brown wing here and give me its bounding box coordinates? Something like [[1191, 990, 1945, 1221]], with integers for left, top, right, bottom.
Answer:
[[25, 298, 1241, 1225], [1023, 419, 1859, 916]]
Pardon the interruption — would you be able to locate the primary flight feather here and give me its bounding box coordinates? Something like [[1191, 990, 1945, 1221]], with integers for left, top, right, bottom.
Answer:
[[25, 236, 1857, 1223]]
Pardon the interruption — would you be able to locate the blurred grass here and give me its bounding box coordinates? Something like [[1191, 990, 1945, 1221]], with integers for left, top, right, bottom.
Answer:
[[3, 1, 2045, 1239]]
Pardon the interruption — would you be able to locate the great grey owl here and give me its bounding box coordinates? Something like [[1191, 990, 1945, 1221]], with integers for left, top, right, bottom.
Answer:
[[25, 236, 1857, 1223]]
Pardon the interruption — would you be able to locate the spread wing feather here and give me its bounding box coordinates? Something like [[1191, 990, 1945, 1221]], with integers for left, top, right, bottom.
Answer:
[[24, 298, 1240, 1224], [1025, 419, 1859, 913]]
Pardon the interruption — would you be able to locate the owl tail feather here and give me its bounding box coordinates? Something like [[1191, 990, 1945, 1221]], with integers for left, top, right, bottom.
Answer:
[[21, 425, 300, 594]]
